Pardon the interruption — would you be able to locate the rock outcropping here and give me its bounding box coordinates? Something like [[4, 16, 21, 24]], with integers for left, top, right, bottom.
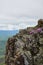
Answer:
[[5, 19, 43, 65]]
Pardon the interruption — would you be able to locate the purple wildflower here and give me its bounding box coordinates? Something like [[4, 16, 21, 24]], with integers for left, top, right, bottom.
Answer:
[[37, 28, 42, 32], [30, 30, 37, 34]]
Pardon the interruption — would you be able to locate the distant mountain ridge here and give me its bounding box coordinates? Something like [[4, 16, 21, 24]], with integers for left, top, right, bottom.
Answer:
[[0, 30, 19, 41]]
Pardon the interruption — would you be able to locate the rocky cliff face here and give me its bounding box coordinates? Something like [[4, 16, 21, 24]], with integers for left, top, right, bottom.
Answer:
[[5, 19, 43, 65]]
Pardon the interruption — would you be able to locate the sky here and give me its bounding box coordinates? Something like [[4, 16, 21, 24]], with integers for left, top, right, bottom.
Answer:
[[0, 0, 43, 30]]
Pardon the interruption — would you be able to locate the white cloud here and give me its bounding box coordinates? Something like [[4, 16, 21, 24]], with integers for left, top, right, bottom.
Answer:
[[0, 21, 37, 30], [0, 16, 38, 24], [0, 0, 42, 30], [0, 17, 38, 30]]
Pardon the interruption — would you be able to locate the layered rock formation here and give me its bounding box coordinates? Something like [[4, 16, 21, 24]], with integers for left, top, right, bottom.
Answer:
[[5, 19, 43, 65]]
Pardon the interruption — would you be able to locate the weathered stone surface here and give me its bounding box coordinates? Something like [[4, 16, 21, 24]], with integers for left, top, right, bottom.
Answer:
[[5, 19, 43, 65]]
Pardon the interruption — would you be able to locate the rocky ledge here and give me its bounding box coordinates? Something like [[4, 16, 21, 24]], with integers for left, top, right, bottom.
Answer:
[[5, 19, 43, 65]]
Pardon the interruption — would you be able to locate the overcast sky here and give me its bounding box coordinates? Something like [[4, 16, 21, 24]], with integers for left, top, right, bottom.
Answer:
[[0, 0, 43, 30]]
